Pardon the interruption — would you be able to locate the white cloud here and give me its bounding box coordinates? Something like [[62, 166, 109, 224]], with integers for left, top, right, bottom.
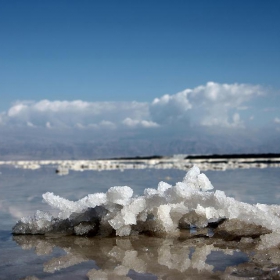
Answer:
[[75, 123, 85, 129], [122, 118, 140, 127], [32, 100, 89, 112], [274, 117, 280, 124], [150, 81, 264, 128], [0, 82, 267, 131], [192, 82, 263, 104], [151, 90, 192, 124], [141, 120, 159, 128], [200, 112, 244, 128], [189, 82, 263, 127], [2, 100, 150, 129], [27, 121, 35, 127], [122, 118, 159, 128], [99, 120, 116, 129], [8, 103, 28, 117], [46, 122, 52, 129]]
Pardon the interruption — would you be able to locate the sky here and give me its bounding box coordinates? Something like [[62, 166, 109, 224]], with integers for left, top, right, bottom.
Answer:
[[0, 0, 280, 157]]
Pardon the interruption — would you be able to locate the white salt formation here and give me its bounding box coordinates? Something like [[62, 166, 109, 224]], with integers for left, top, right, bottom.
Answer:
[[13, 165, 280, 249]]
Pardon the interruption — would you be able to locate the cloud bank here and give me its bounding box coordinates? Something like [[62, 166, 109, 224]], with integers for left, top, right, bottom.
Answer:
[[1, 81, 280, 158], [0, 82, 268, 131], [1, 100, 150, 129]]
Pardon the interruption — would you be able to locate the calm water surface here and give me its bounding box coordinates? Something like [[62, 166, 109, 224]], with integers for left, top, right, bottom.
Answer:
[[0, 166, 279, 279]]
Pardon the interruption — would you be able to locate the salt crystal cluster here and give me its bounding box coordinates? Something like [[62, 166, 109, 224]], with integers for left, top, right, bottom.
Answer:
[[13, 165, 280, 249]]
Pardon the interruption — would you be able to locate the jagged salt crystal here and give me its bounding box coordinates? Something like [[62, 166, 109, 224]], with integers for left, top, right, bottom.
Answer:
[[43, 192, 77, 212], [183, 165, 213, 191], [144, 188, 158, 197], [157, 204, 176, 233], [157, 181, 172, 196], [121, 197, 146, 225], [183, 164, 200, 189], [197, 173, 214, 191], [108, 214, 123, 230], [78, 193, 107, 209], [107, 186, 133, 205]]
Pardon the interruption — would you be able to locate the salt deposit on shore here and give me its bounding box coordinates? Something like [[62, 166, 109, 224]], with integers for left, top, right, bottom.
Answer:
[[13, 165, 280, 251]]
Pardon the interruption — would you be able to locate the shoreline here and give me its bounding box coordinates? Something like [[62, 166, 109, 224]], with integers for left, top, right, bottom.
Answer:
[[1, 153, 280, 173]]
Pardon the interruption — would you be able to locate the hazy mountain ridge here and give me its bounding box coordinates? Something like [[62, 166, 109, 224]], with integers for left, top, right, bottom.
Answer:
[[1, 131, 279, 160]]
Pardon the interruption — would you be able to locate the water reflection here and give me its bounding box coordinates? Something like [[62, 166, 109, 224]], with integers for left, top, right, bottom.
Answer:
[[13, 233, 280, 280]]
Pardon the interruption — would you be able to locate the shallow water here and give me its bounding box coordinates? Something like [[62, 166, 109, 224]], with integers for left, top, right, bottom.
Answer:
[[0, 166, 280, 279]]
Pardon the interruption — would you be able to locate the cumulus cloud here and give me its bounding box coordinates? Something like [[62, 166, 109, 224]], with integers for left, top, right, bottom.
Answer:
[[191, 82, 262, 104], [150, 90, 192, 125], [0, 82, 267, 131], [149, 81, 264, 128], [2, 100, 151, 129], [274, 117, 280, 124], [99, 120, 116, 129], [122, 118, 159, 128]]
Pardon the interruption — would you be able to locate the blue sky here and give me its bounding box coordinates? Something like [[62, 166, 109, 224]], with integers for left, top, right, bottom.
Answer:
[[0, 0, 280, 157]]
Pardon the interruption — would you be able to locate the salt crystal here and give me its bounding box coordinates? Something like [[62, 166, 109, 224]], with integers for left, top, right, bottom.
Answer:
[[12, 165, 280, 250], [107, 186, 133, 205]]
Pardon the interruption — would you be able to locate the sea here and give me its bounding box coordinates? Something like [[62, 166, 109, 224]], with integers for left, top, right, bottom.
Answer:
[[0, 160, 280, 279]]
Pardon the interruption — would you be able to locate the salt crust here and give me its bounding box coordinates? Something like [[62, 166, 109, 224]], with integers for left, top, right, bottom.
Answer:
[[13, 165, 280, 249]]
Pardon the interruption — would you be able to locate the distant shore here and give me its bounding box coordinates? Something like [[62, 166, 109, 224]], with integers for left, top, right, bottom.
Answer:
[[1, 153, 280, 173], [109, 153, 280, 160]]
